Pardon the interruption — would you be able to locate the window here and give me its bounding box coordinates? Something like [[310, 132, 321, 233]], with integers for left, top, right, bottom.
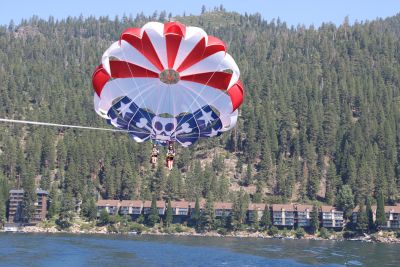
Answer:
[[178, 209, 188, 215], [132, 208, 141, 214], [285, 212, 294, 218]]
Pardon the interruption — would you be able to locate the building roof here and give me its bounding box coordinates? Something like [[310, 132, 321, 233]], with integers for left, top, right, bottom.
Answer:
[[351, 204, 400, 214], [296, 204, 314, 212], [9, 189, 24, 194], [171, 201, 189, 208], [120, 200, 143, 207], [320, 205, 342, 213], [143, 200, 165, 208], [272, 204, 295, 212], [188, 199, 206, 209], [385, 205, 400, 213], [9, 189, 49, 195], [97, 199, 120, 206], [352, 205, 373, 212], [214, 202, 233, 210], [248, 203, 265, 211]]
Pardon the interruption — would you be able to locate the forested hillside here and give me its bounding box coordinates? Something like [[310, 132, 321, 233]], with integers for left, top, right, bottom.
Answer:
[[0, 8, 400, 223]]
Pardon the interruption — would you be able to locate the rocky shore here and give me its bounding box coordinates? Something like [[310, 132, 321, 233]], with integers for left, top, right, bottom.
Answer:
[[3, 223, 400, 244]]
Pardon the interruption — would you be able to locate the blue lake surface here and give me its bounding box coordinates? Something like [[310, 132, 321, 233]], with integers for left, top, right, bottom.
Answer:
[[0, 233, 399, 266]]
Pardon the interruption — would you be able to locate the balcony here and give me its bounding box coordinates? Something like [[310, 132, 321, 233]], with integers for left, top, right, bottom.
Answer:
[[120, 207, 129, 214], [392, 215, 400, 220], [285, 212, 295, 218], [215, 210, 231, 217], [285, 219, 295, 225], [297, 215, 308, 219], [335, 221, 343, 227], [132, 208, 142, 214], [143, 208, 151, 214], [157, 208, 165, 215]]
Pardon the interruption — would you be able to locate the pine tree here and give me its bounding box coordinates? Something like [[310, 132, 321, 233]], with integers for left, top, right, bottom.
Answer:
[[260, 204, 271, 230], [336, 185, 355, 219], [202, 193, 215, 231], [147, 195, 160, 227], [82, 196, 97, 222], [310, 205, 319, 234], [244, 163, 253, 186], [325, 164, 338, 205], [21, 172, 36, 223], [165, 200, 173, 227], [40, 169, 51, 191], [249, 209, 259, 230], [355, 202, 368, 234], [0, 195, 6, 228], [151, 165, 165, 198], [307, 167, 320, 200], [99, 209, 110, 226], [56, 191, 75, 229], [375, 191, 386, 229], [365, 197, 375, 232], [191, 197, 202, 231], [47, 185, 60, 219], [217, 174, 229, 201], [233, 189, 249, 229]]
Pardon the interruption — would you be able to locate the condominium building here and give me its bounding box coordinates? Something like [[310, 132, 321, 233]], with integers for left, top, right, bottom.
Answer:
[[171, 201, 189, 216], [8, 189, 49, 224], [214, 202, 233, 217], [272, 204, 295, 227], [248, 203, 265, 221], [143, 200, 166, 215], [119, 200, 143, 217], [321, 206, 344, 228], [296, 204, 313, 227], [353, 205, 400, 229], [97, 199, 120, 216]]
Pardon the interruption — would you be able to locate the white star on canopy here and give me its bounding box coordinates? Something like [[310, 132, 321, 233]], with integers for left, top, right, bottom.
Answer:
[[117, 101, 132, 118], [199, 110, 214, 126]]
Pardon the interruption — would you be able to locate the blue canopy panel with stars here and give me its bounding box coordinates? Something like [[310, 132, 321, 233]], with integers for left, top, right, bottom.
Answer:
[[106, 96, 223, 147]]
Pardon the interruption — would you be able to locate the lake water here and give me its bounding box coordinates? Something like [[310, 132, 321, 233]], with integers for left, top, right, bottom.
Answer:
[[0, 233, 398, 266]]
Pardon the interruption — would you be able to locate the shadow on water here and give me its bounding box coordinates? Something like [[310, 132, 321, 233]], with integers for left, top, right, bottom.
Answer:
[[0, 233, 399, 267]]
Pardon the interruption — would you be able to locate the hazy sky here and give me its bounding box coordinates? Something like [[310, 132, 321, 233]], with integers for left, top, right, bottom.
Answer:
[[2, 0, 400, 26]]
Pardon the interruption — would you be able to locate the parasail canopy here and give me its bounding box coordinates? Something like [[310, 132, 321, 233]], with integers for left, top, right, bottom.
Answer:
[[92, 21, 244, 147]]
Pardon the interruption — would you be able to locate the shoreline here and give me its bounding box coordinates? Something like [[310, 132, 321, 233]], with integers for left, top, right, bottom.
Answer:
[[2, 224, 400, 244]]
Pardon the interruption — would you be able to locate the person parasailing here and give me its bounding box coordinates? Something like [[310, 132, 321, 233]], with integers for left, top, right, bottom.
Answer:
[[150, 144, 159, 166], [166, 142, 175, 170]]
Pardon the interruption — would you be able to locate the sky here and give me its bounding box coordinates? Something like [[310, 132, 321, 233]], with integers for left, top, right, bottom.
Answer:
[[1, 0, 400, 27]]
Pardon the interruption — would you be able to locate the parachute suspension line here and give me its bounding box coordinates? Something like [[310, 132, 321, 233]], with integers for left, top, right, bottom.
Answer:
[[174, 38, 233, 132], [114, 47, 155, 135], [178, 82, 205, 140], [168, 81, 176, 143], [170, 83, 178, 143], [0, 118, 129, 132], [111, 78, 156, 129]]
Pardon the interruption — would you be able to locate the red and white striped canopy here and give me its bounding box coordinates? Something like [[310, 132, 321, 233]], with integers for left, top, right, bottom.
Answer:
[[92, 21, 244, 146]]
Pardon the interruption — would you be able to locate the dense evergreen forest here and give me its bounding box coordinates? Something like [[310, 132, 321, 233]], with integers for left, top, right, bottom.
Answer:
[[0, 7, 400, 225]]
